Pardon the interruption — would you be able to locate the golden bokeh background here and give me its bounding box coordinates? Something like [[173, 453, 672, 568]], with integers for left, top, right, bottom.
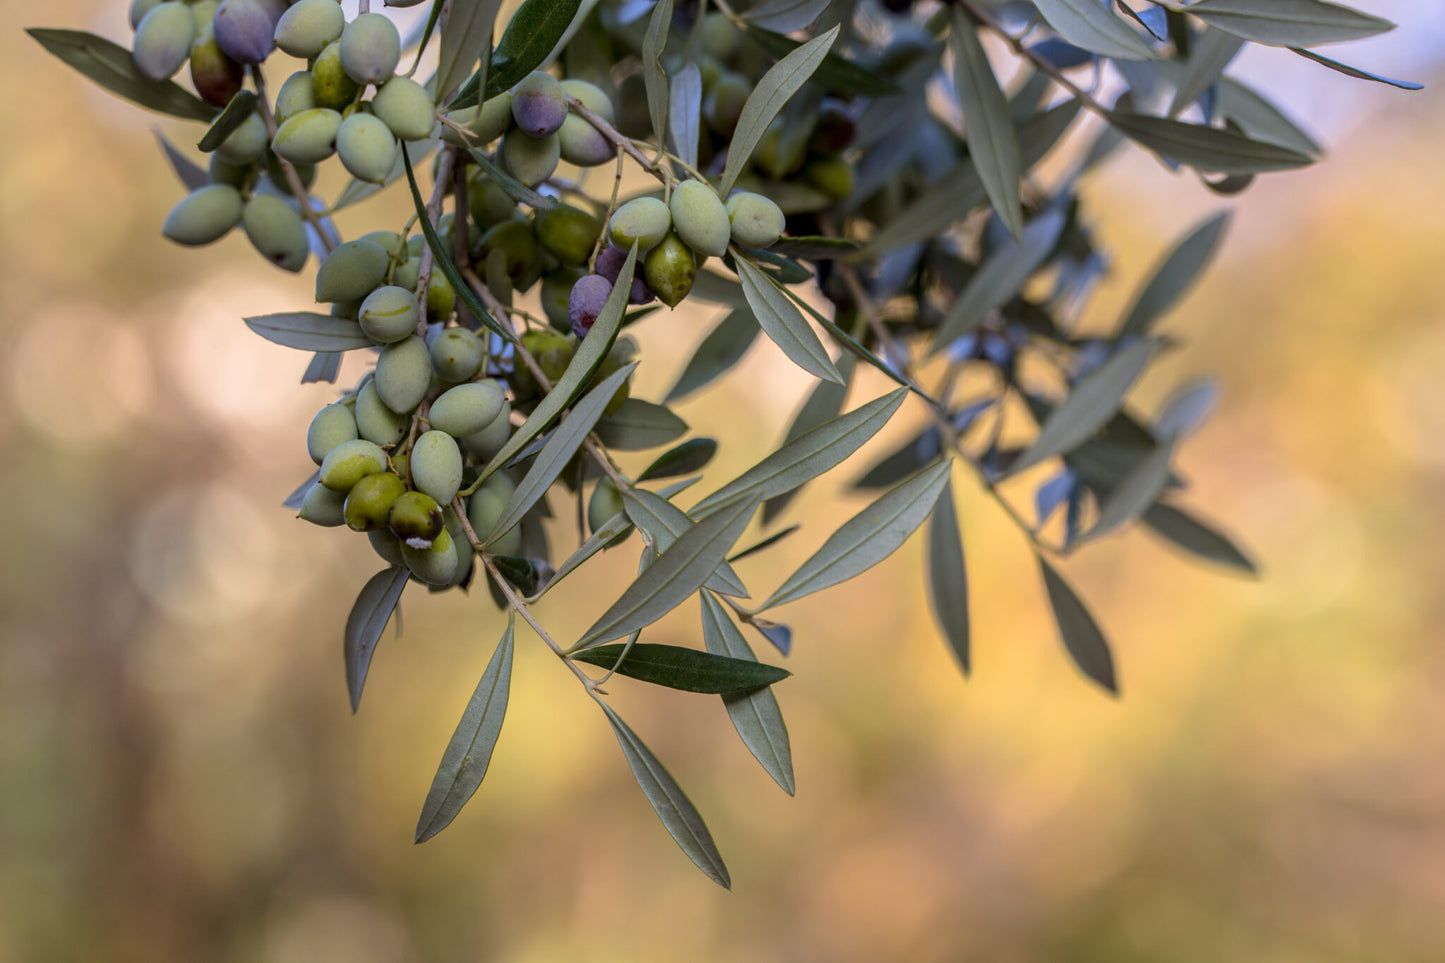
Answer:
[[3, 2, 1444, 960]]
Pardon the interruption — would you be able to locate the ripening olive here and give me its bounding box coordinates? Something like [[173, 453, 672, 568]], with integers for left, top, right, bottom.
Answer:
[[273, 0, 344, 58], [536, 205, 602, 266], [499, 129, 560, 188], [429, 328, 486, 383], [133, 2, 195, 81], [411, 430, 463, 505], [319, 438, 388, 492], [510, 71, 568, 138], [242, 194, 309, 272], [643, 233, 698, 308], [299, 481, 347, 526], [339, 13, 401, 86], [461, 399, 512, 460], [273, 70, 317, 124], [315, 238, 389, 302], [725, 191, 786, 249], [374, 335, 433, 413], [358, 285, 420, 343], [609, 197, 671, 254], [189, 27, 244, 107], [389, 490, 445, 547], [215, 111, 268, 165], [371, 76, 436, 141], [306, 401, 358, 464], [311, 40, 360, 110], [568, 274, 612, 339], [162, 184, 244, 246], [468, 475, 521, 556], [402, 527, 458, 585], [669, 180, 730, 258], [540, 267, 583, 332], [344, 471, 406, 532], [272, 107, 343, 166], [213, 0, 274, 64]]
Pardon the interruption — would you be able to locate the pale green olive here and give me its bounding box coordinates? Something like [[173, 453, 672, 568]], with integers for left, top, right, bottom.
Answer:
[[162, 184, 243, 246], [306, 401, 357, 465], [467, 475, 522, 556], [336, 112, 399, 184], [428, 380, 505, 437], [371, 75, 436, 141], [608, 197, 671, 254], [273, 0, 344, 59], [339, 13, 400, 86], [374, 335, 433, 414], [410, 429, 464, 506], [429, 328, 486, 383], [314, 238, 389, 302], [354, 379, 409, 446], [299, 481, 347, 526], [272, 107, 343, 166], [358, 285, 420, 343], [318, 438, 388, 493], [669, 179, 731, 258], [402, 527, 458, 585], [242, 194, 309, 272]]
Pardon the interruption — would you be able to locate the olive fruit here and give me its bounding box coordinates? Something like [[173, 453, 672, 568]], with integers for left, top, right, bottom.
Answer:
[[374, 335, 433, 413], [541, 268, 584, 332], [702, 72, 750, 136], [242, 194, 309, 272], [311, 40, 360, 110], [442, 507, 474, 587], [468, 170, 517, 229], [215, 111, 267, 165], [461, 400, 512, 460], [468, 475, 522, 556], [389, 490, 445, 547], [402, 527, 458, 585], [339, 13, 401, 86], [343, 471, 406, 532], [700, 11, 742, 61], [306, 402, 358, 464], [588, 478, 627, 539], [594, 243, 654, 304], [299, 481, 347, 527], [426, 271, 457, 322], [318, 439, 388, 492], [130, 0, 164, 31], [558, 79, 615, 166], [608, 197, 671, 254], [428, 381, 504, 437], [511, 330, 574, 400], [510, 71, 568, 138], [354, 379, 409, 446], [477, 219, 540, 281], [669, 179, 731, 258], [189, 28, 245, 107], [429, 328, 486, 383], [411, 429, 464, 506], [272, 107, 343, 166], [593, 342, 633, 415], [804, 156, 855, 200], [206, 154, 250, 189], [273, 70, 317, 124], [314, 238, 388, 302], [336, 112, 399, 183], [358, 285, 420, 343], [371, 76, 436, 141], [725, 191, 786, 249], [133, 2, 195, 80], [213, 0, 275, 64], [499, 129, 560, 188], [360, 229, 406, 259], [162, 184, 244, 246], [643, 232, 698, 308], [369, 528, 405, 567], [273, 0, 344, 59], [568, 274, 612, 339], [442, 93, 513, 148], [536, 205, 602, 265]]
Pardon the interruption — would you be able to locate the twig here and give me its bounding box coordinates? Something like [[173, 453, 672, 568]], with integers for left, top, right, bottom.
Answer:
[[250, 65, 339, 253]]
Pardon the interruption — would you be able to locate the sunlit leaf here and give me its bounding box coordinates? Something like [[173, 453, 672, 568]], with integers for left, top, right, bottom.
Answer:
[[639, 438, 719, 481], [436, 0, 505, 103], [1166, 28, 1243, 118], [1032, 0, 1155, 60], [1120, 211, 1231, 336], [1106, 111, 1314, 174], [621, 489, 748, 597], [701, 592, 795, 794], [485, 0, 583, 98], [595, 398, 689, 451], [763, 357, 853, 523]]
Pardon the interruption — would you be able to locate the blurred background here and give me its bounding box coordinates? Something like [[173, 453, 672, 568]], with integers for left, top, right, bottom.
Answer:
[[4, 2, 1445, 960]]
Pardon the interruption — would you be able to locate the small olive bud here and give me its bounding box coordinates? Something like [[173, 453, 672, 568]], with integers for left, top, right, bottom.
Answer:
[[389, 490, 445, 548], [725, 191, 786, 249], [461, 400, 512, 460], [339, 13, 401, 86], [272, 107, 343, 166], [467, 475, 522, 556], [643, 232, 698, 308], [133, 3, 195, 81], [358, 285, 420, 343], [608, 197, 671, 254], [375, 335, 433, 414], [314, 238, 389, 302], [319, 439, 388, 493], [311, 40, 361, 110], [344, 471, 406, 532], [162, 184, 244, 246], [299, 481, 347, 527], [189, 27, 245, 107], [243, 194, 309, 272], [336, 112, 399, 183], [402, 527, 458, 585], [306, 402, 358, 464], [499, 130, 560, 188], [568, 274, 613, 339], [669, 179, 731, 258], [273, 70, 317, 124], [510, 71, 568, 138], [214, 111, 268, 165], [429, 328, 485, 383], [369, 528, 405, 567], [371, 76, 436, 141], [411, 430, 464, 506], [428, 381, 505, 437], [273, 0, 344, 59], [213, 0, 274, 64], [354, 379, 409, 446], [535, 205, 602, 266]]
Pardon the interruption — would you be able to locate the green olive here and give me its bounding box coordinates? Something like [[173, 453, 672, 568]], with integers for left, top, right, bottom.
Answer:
[[643, 232, 698, 308], [344, 471, 406, 532]]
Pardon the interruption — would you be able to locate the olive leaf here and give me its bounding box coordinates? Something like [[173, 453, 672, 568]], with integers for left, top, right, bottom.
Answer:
[[595, 399, 689, 451], [762, 357, 854, 524], [642, 0, 674, 150], [1187, 0, 1393, 48], [197, 90, 258, 153], [1289, 47, 1423, 89], [621, 489, 749, 597], [639, 438, 719, 481], [27, 28, 217, 122], [153, 130, 209, 191], [759, 459, 952, 610], [1105, 111, 1315, 174], [951, 9, 1023, 239], [529, 511, 635, 602], [701, 592, 795, 794], [436, 0, 505, 103], [344, 567, 409, 712], [743, 0, 832, 33], [1143, 503, 1259, 574], [719, 25, 840, 198], [415, 612, 515, 843], [1032, 0, 1156, 61], [485, 0, 584, 98], [598, 701, 731, 888], [1166, 28, 1244, 118], [735, 258, 843, 385], [463, 146, 558, 210], [571, 642, 790, 693], [406, 0, 448, 74], [668, 61, 702, 171], [729, 525, 801, 564], [926, 476, 971, 677], [1120, 211, 1232, 336], [244, 312, 376, 352], [1083, 437, 1177, 541], [743, 25, 901, 96], [665, 309, 759, 402], [1038, 556, 1118, 694], [770, 237, 863, 260]]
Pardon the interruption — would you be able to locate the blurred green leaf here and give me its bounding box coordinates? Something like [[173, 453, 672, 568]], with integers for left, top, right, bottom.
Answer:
[[1120, 211, 1232, 336], [436, 0, 505, 103], [485, 0, 583, 98], [1038, 557, 1118, 694], [595, 399, 689, 451], [1084, 437, 1177, 541], [1289, 47, 1423, 89], [743, 25, 901, 96], [639, 439, 719, 481], [196, 90, 257, 152], [736, 258, 843, 384], [28, 28, 216, 122], [1188, 0, 1393, 47], [344, 567, 408, 712], [153, 129, 209, 190], [926, 476, 971, 677], [244, 312, 375, 352], [951, 9, 1023, 239], [1106, 111, 1315, 174], [1032, 0, 1156, 60], [744, 0, 831, 32], [1143, 503, 1259, 574], [763, 357, 854, 524], [770, 236, 862, 260], [668, 61, 702, 170], [701, 592, 795, 794], [1167, 28, 1244, 117], [665, 309, 759, 402], [642, 0, 674, 151], [572, 642, 790, 693]]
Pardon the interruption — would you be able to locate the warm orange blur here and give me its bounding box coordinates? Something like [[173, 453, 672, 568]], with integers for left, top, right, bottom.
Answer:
[[3, 3, 1444, 960]]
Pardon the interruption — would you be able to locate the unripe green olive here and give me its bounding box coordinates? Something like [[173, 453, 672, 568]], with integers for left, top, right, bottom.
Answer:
[[411, 429, 463, 506], [214, 111, 268, 164], [306, 401, 358, 464], [558, 114, 615, 167], [374, 335, 432, 413], [162, 184, 244, 246], [130, 0, 164, 31], [273, 0, 344, 58], [389, 489, 444, 547], [467, 476, 521, 556], [467, 170, 518, 229], [461, 400, 512, 459], [541, 267, 584, 332], [133, 3, 195, 81], [477, 219, 540, 281], [725, 191, 786, 249], [319, 438, 388, 492], [315, 238, 389, 302], [273, 107, 343, 166], [190, 27, 244, 108], [339, 13, 401, 86], [311, 41, 360, 110], [337, 112, 399, 184], [702, 72, 750, 136], [344, 470, 406, 532], [354, 379, 409, 446], [442, 507, 474, 587], [243, 194, 309, 272], [608, 197, 671, 254], [511, 330, 574, 400], [358, 285, 420, 343], [371, 76, 436, 141], [360, 230, 406, 260], [402, 527, 458, 585], [213, 0, 275, 64], [426, 271, 457, 321], [535, 205, 602, 265], [499, 130, 560, 188], [390, 257, 419, 293], [368, 528, 405, 567], [299, 480, 347, 526], [700, 12, 742, 61], [473, 92, 515, 144], [588, 478, 628, 539], [429, 328, 486, 383], [752, 119, 808, 179], [274, 70, 317, 124], [669, 180, 731, 258], [428, 381, 505, 437], [562, 79, 614, 122], [643, 232, 698, 308], [263, 155, 317, 197], [190, 1, 219, 31], [391, 451, 411, 487], [804, 156, 855, 200], [510, 71, 568, 138]]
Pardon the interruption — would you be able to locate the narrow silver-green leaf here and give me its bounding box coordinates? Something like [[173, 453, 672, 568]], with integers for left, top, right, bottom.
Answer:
[[736, 258, 843, 384], [344, 567, 408, 712], [1032, 0, 1155, 61], [573, 497, 760, 650], [464, 145, 558, 210], [742, 25, 901, 96], [27, 28, 216, 122], [1085, 437, 1176, 540], [197, 89, 258, 152], [1038, 557, 1117, 694], [1106, 111, 1314, 174], [485, 0, 584, 98], [1143, 502, 1258, 574], [1166, 28, 1244, 118], [744, 0, 832, 32], [244, 312, 374, 352], [925, 475, 970, 677], [436, 0, 505, 103], [530, 510, 633, 601], [761, 459, 951, 609], [484, 364, 638, 548], [951, 10, 1023, 239], [692, 388, 908, 518], [415, 613, 515, 843], [595, 398, 689, 451], [598, 702, 731, 888], [1188, 0, 1393, 48], [762, 356, 854, 524], [1120, 211, 1231, 336], [665, 309, 759, 401], [1013, 339, 1158, 475], [701, 591, 794, 795], [1289, 46, 1423, 90], [153, 129, 209, 191], [571, 642, 790, 693], [622, 489, 748, 597], [719, 25, 840, 197], [1215, 78, 1322, 155], [668, 61, 702, 171], [642, 0, 674, 149], [639, 438, 719, 481]]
